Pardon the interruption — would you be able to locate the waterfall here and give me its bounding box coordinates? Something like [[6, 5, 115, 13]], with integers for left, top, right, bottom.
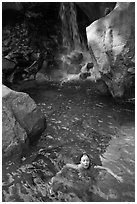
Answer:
[[59, 2, 84, 53], [58, 2, 92, 81]]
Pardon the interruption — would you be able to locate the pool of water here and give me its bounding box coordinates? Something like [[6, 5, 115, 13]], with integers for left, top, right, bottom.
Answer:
[[2, 82, 135, 202]]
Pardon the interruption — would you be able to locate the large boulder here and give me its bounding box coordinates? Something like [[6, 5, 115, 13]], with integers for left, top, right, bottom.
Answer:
[[2, 104, 28, 159], [86, 2, 135, 98], [2, 85, 47, 158]]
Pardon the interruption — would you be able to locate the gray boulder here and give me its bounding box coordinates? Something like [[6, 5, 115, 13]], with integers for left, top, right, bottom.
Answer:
[[86, 2, 135, 97], [2, 85, 47, 158]]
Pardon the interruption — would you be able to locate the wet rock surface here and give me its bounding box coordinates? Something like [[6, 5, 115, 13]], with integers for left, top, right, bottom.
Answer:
[[2, 83, 135, 202], [86, 2, 135, 98], [2, 85, 47, 159], [2, 2, 62, 85]]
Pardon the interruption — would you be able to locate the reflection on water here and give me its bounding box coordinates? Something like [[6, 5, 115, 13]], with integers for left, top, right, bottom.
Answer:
[[2, 82, 135, 202]]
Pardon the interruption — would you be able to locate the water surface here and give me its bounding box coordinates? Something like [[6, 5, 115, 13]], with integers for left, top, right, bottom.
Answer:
[[2, 82, 135, 202]]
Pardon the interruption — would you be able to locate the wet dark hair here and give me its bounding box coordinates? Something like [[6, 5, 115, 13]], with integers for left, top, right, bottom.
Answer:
[[77, 152, 102, 168], [79, 153, 90, 160], [78, 153, 93, 169]]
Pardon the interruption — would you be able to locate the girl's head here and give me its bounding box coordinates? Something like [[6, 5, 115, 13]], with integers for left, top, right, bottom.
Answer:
[[79, 153, 90, 169]]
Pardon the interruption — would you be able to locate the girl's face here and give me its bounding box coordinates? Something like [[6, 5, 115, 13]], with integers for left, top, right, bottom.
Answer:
[[80, 155, 90, 169]]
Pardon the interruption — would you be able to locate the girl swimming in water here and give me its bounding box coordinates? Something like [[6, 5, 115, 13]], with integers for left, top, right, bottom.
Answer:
[[53, 153, 123, 182], [48, 153, 123, 200]]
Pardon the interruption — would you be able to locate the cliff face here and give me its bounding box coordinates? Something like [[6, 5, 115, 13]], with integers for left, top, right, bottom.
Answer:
[[86, 2, 135, 98]]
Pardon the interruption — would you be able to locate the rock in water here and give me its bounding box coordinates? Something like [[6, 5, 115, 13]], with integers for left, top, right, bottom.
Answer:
[[2, 85, 47, 159], [2, 104, 28, 159], [86, 2, 135, 98]]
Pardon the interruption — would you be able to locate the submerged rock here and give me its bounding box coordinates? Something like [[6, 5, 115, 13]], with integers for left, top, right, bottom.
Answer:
[[86, 2, 135, 98], [2, 85, 47, 159]]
